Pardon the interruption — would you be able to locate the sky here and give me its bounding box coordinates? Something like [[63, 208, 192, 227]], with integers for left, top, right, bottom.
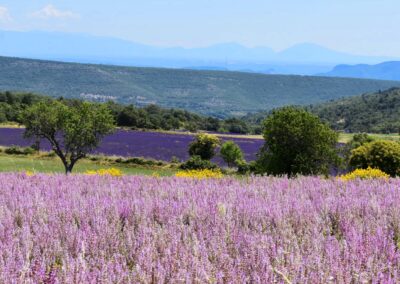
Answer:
[[0, 0, 399, 56]]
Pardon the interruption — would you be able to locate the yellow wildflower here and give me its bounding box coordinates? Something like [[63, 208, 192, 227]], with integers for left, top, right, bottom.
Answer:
[[339, 167, 389, 181], [85, 168, 123, 177], [25, 170, 35, 176], [175, 169, 223, 179]]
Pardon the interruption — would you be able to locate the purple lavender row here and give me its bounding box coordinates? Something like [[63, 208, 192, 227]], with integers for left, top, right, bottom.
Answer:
[[0, 128, 263, 163]]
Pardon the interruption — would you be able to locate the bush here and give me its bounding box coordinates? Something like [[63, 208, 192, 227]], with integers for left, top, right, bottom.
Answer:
[[349, 140, 400, 177], [180, 155, 218, 170], [236, 160, 254, 175], [116, 157, 165, 167], [257, 107, 339, 176], [220, 141, 244, 167], [339, 167, 389, 181], [4, 146, 36, 155], [340, 133, 375, 170], [189, 133, 220, 160]]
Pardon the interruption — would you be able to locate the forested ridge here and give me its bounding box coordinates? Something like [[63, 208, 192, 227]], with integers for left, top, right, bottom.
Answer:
[[243, 88, 400, 134], [0, 91, 249, 133]]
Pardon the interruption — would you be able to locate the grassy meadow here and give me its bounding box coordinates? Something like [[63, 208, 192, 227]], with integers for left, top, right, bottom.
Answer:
[[0, 154, 176, 176]]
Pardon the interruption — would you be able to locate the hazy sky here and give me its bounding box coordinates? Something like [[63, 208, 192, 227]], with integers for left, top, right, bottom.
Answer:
[[0, 0, 399, 56]]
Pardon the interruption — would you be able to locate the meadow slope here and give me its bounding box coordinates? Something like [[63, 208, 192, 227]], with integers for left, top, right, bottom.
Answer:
[[0, 56, 399, 117]]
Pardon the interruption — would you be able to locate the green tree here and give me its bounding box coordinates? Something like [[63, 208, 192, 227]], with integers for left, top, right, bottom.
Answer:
[[22, 100, 115, 174], [257, 107, 339, 176], [188, 133, 220, 160], [220, 141, 244, 167], [349, 140, 400, 177]]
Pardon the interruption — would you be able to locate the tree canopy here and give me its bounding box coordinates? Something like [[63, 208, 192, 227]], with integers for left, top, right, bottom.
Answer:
[[188, 134, 220, 160], [22, 100, 115, 173], [257, 107, 339, 176], [220, 141, 244, 167]]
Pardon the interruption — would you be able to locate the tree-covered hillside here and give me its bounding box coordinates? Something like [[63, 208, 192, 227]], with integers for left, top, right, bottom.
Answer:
[[0, 91, 249, 133], [307, 88, 400, 133], [0, 56, 399, 117], [244, 88, 400, 134]]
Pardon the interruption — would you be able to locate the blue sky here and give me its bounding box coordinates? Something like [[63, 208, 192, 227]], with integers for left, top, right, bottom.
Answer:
[[0, 0, 399, 56]]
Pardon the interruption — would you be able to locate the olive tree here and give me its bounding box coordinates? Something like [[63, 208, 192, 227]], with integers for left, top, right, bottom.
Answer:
[[22, 100, 115, 174], [257, 107, 339, 177]]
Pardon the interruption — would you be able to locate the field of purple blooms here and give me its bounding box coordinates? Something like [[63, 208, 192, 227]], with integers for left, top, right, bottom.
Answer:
[[1, 173, 400, 282], [0, 128, 263, 163]]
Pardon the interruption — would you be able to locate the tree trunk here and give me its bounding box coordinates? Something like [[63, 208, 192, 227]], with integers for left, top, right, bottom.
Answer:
[[65, 165, 72, 175], [65, 159, 78, 175]]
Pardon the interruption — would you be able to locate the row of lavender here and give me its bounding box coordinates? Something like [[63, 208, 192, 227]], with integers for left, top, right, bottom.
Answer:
[[0, 128, 263, 163], [0, 174, 399, 282]]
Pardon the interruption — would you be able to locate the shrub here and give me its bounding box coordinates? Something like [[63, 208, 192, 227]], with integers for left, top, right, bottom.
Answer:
[[339, 167, 389, 181], [236, 160, 252, 175], [220, 141, 244, 167], [175, 169, 223, 179], [116, 157, 165, 167], [189, 133, 220, 160], [4, 146, 36, 155], [350, 140, 400, 177], [340, 133, 375, 170], [180, 155, 218, 170]]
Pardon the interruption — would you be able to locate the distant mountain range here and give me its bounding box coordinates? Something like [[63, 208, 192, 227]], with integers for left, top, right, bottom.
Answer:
[[0, 30, 398, 75], [0, 56, 399, 117], [321, 61, 400, 81]]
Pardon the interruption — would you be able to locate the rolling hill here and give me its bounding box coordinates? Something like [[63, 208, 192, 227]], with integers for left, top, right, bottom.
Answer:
[[307, 88, 400, 133], [321, 61, 400, 81], [244, 88, 400, 134], [0, 56, 399, 117]]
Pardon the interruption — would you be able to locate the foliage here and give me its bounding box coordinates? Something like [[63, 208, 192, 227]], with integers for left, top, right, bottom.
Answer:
[[257, 107, 339, 176], [236, 160, 255, 175], [188, 134, 220, 160], [339, 167, 389, 181], [349, 140, 400, 177], [0, 91, 250, 134], [307, 88, 400, 133], [180, 155, 218, 170], [348, 133, 375, 148], [220, 141, 244, 167], [0, 56, 398, 117], [340, 133, 375, 169], [21, 100, 115, 174], [175, 169, 223, 179], [114, 157, 165, 167], [4, 146, 36, 155], [244, 88, 400, 134], [85, 168, 123, 177]]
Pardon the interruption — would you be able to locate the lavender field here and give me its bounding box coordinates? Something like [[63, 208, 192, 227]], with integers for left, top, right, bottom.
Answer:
[[1, 173, 400, 282], [0, 128, 263, 163]]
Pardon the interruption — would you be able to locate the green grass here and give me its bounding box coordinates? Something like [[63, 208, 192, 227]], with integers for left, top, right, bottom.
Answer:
[[0, 154, 176, 176]]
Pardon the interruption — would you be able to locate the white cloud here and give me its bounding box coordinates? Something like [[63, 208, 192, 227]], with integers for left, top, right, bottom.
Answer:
[[32, 4, 79, 20], [0, 6, 12, 22]]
